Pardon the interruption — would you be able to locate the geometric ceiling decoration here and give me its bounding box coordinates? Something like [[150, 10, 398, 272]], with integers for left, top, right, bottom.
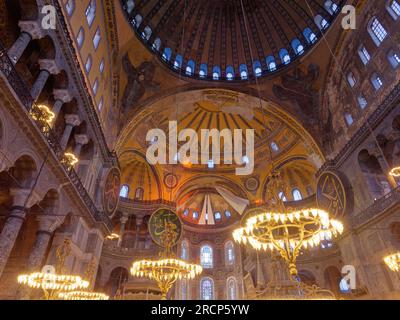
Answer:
[[121, 0, 344, 81]]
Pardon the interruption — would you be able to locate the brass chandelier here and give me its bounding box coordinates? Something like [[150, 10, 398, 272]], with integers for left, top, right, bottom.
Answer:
[[384, 252, 400, 272], [233, 207, 344, 276], [18, 239, 89, 300], [131, 209, 202, 299], [232, 170, 344, 299]]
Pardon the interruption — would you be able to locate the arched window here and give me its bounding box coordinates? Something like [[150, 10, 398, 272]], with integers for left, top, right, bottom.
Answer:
[[357, 95, 368, 109], [77, 27, 85, 49], [92, 78, 99, 95], [183, 208, 189, 216], [303, 28, 317, 44], [174, 55, 182, 69], [162, 47, 172, 61], [225, 241, 235, 265], [181, 240, 189, 260], [93, 27, 101, 50], [358, 45, 371, 65], [279, 49, 291, 65], [278, 191, 287, 202], [85, 0, 96, 27], [314, 14, 329, 30], [199, 64, 208, 78], [200, 245, 213, 269], [66, 0, 75, 16], [152, 37, 161, 51], [134, 14, 142, 27], [266, 56, 277, 71], [85, 55, 92, 73], [292, 189, 303, 201], [142, 26, 152, 40], [324, 1, 338, 14], [135, 187, 144, 200], [227, 278, 237, 300], [125, 0, 135, 14], [388, 49, 400, 69], [371, 73, 383, 91], [347, 72, 356, 87], [253, 61, 262, 77], [270, 141, 279, 152], [119, 185, 129, 198], [212, 66, 221, 80], [98, 97, 103, 112], [226, 66, 234, 80], [225, 210, 231, 218], [387, 0, 400, 20], [368, 18, 387, 46], [200, 278, 214, 300], [344, 113, 354, 126], [192, 211, 199, 219], [214, 212, 222, 221], [181, 279, 188, 300], [239, 64, 248, 79], [291, 39, 304, 55], [186, 60, 195, 75], [99, 59, 105, 73]]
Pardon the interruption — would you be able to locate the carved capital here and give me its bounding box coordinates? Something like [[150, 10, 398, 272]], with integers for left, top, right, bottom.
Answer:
[[38, 59, 60, 75], [74, 134, 89, 146], [64, 114, 81, 127], [53, 89, 73, 103], [9, 188, 40, 208], [36, 215, 63, 233], [18, 20, 45, 40]]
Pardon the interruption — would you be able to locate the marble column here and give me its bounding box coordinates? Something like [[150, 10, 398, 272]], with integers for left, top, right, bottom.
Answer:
[[134, 217, 143, 249], [0, 188, 39, 278], [18, 215, 63, 300], [7, 21, 44, 64], [73, 134, 89, 156], [51, 89, 73, 125], [60, 114, 81, 150], [30, 60, 60, 101], [117, 215, 129, 248]]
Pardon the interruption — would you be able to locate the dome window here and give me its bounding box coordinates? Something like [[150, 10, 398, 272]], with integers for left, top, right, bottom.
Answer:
[[174, 55, 183, 69], [266, 56, 277, 72], [239, 64, 248, 80], [199, 64, 208, 78], [291, 39, 304, 55], [279, 49, 291, 65], [226, 66, 234, 80], [212, 66, 221, 80], [162, 47, 172, 61], [186, 60, 195, 75], [253, 61, 262, 77], [303, 28, 317, 44]]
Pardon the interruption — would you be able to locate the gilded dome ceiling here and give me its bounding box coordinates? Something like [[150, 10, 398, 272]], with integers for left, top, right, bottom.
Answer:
[[120, 0, 344, 81]]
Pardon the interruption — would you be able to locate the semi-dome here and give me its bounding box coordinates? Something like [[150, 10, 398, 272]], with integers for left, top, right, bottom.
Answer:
[[120, 0, 344, 81]]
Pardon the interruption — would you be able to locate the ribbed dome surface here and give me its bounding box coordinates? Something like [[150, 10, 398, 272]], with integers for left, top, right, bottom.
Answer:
[[121, 0, 344, 81]]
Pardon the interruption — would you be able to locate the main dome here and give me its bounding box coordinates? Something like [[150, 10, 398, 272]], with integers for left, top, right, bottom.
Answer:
[[120, 0, 344, 81]]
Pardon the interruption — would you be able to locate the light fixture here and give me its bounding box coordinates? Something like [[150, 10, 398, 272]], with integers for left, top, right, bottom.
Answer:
[[131, 209, 202, 299], [59, 291, 109, 300], [384, 252, 400, 272], [233, 208, 344, 276], [106, 233, 120, 240], [62, 152, 79, 169], [131, 258, 202, 300], [30, 104, 55, 125], [17, 239, 89, 300], [389, 167, 400, 177]]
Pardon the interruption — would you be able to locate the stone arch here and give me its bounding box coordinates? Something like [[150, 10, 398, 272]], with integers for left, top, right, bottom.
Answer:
[[358, 149, 390, 198], [10, 154, 38, 189], [37, 189, 59, 215], [323, 266, 342, 296], [298, 269, 317, 286], [105, 266, 130, 298]]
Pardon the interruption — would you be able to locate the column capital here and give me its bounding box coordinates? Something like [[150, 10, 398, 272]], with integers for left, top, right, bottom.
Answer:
[[64, 114, 81, 126], [18, 20, 45, 40], [120, 216, 129, 224], [36, 215, 63, 233], [38, 59, 60, 75], [9, 188, 40, 208], [53, 89, 73, 103], [74, 134, 90, 146]]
